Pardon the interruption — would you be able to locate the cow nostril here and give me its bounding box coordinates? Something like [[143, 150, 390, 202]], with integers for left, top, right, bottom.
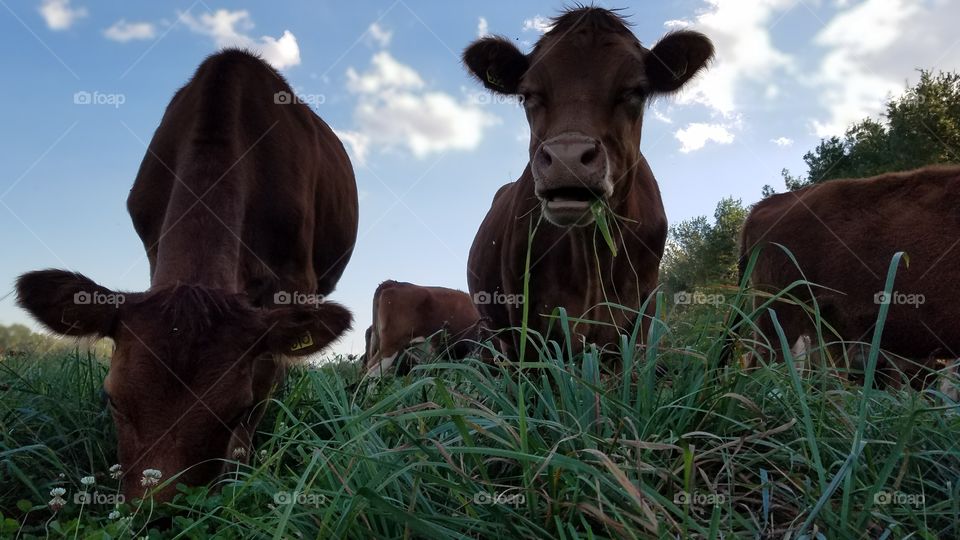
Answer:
[[581, 146, 599, 166], [538, 149, 553, 168]]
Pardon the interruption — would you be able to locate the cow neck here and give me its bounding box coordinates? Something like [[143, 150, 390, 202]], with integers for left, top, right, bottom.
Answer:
[[150, 181, 246, 294]]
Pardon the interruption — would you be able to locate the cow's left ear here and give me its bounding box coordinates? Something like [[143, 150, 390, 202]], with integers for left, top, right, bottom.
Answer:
[[261, 303, 353, 359], [646, 31, 714, 93], [463, 36, 528, 95]]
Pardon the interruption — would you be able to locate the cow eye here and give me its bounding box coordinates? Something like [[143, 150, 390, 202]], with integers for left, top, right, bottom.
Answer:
[[618, 88, 646, 106]]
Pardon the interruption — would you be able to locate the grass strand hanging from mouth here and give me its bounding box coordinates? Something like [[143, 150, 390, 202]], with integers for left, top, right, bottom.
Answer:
[[591, 200, 618, 257]]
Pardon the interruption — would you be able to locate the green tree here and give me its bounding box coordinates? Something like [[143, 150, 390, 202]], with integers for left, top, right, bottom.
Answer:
[[768, 70, 960, 193], [0, 323, 40, 351], [661, 197, 747, 293]]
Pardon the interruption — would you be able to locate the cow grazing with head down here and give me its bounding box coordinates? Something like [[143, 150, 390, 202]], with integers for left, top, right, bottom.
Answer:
[[16, 50, 358, 500], [364, 281, 483, 377], [739, 165, 960, 388], [462, 8, 713, 359]]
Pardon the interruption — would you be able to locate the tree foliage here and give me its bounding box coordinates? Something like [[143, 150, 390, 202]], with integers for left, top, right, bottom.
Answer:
[[661, 197, 747, 293], [770, 70, 960, 192]]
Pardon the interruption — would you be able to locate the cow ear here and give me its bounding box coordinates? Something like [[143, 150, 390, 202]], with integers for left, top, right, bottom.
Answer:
[[16, 270, 122, 337], [262, 303, 353, 359], [463, 36, 528, 95], [646, 31, 714, 94]]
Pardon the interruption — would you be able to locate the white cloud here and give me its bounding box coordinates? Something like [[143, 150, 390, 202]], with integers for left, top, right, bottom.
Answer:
[[771, 136, 794, 147], [346, 51, 423, 94], [522, 15, 553, 34], [663, 19, 691, 29], [808, 0, 960, 137], [334, 129, 371, 164], [675, 122, 736, 153], [345, 51, 499, 159], [39, 0, 87, 30], [477, 17, 490, 38], [652, 105, 674, 124], [178, 9, 300, 70], [104, 19, 156, 42], [676, 0, 795, 117], [367, 22, 392, 48]]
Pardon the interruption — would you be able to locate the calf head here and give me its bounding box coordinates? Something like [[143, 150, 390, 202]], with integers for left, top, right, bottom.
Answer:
[[464, 8, 713, 226], [16, 270, 351, 500]]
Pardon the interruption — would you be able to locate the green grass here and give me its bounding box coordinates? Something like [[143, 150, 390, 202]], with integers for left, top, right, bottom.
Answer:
[[1, 290, 958, 539]]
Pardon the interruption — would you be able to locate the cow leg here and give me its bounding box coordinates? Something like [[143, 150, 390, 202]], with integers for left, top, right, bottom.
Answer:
[[396, 337, 430, 375], [366, 351, 398, 378]]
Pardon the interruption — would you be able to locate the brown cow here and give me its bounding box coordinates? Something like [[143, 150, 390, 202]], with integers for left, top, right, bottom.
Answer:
[[462, 8, 713, 359], [364, 281, 482, 377], [15, 50, 358, 500], [739, 165, 960, 388]]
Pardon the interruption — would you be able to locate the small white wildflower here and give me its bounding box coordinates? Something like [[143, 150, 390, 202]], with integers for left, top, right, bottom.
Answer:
[[108, 510, 121, 520], [109, 464, 122, 479], [80, 476, 95, 487], [232, 447, 247, 459], [48, 488, 67, 512], [260, 450, 268, 460], [140, 469, 162, 487]]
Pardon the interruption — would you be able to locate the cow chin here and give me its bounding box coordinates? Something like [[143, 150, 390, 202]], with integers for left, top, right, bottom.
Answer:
[[541, 198, 596, 227]]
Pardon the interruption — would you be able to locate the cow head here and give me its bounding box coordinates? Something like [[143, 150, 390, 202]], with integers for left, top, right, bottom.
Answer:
[[16, 270, 351, 500], [464, 8, 713, 226]]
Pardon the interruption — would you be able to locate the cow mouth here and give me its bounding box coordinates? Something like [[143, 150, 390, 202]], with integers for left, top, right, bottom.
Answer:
[[539, 187, 599, 226]]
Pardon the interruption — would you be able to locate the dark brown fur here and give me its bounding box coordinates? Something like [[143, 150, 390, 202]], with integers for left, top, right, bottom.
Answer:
[[16, 50, 358, 499], [740, 165, 960, 387], [462, 8, 713, 359], [364, 281, 482, 376]]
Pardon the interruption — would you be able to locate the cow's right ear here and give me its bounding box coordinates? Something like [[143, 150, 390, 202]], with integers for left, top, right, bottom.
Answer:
[[16, 270, 121, 337], [463, 37, 528, 95]]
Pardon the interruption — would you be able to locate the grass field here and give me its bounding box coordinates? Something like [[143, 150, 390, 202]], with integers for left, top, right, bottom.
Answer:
[[2, 280, 958, 540]]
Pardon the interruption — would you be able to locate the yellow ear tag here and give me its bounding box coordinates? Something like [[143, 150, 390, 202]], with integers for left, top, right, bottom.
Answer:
[[290, 331, 314, 352]]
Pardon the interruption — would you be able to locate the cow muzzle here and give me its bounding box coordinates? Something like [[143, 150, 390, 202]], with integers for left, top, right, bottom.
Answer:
[[532, 133, 612, 227]]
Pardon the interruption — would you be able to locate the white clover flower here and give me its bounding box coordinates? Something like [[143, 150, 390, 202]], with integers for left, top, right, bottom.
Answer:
[[109, 464, 122, 479], [260, 450, 268, 460], [80, 476, 95, 487], [108, 510, 121, 520], [232, 447, 247, 459], [140, 469, 162, 487], [48, 488, 67, 512]]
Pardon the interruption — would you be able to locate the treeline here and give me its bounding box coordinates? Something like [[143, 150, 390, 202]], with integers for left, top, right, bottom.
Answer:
[[0, 323, 112, 357], [662, 70, 960, 298]]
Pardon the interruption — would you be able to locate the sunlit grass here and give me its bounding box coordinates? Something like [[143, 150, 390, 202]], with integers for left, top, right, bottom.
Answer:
[[2, 283, 958, 538]]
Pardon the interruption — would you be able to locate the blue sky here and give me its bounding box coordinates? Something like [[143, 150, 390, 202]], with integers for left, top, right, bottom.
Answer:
[[2, 0, 958, 355]]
